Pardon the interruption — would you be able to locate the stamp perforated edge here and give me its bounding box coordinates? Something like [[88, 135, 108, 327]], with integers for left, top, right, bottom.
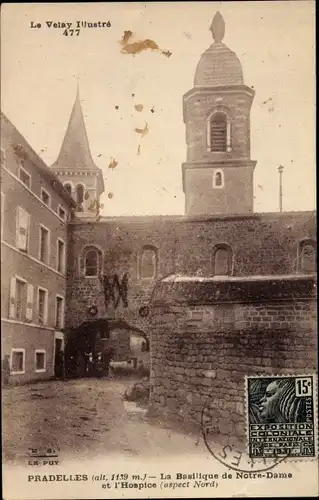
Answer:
[[244, 373, 318, 462]]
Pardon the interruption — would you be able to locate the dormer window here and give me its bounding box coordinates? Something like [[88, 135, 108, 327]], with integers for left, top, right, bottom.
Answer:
[[208, 111, 231, 153]]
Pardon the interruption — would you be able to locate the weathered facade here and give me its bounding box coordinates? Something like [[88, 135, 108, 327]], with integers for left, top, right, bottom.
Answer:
[[1, 12, 316, 390], [1, 113, 76, 384], [149, 276, 316, 431]]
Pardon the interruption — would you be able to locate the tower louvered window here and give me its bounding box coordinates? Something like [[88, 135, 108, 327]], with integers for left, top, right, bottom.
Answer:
[[210, 112, 227, 152]]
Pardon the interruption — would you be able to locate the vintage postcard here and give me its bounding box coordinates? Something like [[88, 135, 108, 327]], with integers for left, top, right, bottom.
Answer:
[[1, 1, 317, 498]]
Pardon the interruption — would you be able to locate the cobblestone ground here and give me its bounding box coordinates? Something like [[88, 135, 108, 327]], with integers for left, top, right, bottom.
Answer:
[[2, 377, 206, 465]]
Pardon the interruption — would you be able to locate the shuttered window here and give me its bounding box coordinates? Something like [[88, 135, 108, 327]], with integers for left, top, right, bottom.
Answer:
[[16, 207, 30, 252], [39, 225, 50, 264], [37, 288, 48, 325], [57, 239, 65, 273], [55, 296, 64, 329], [9, 277, 33, 321], [210, 112, 227, 152]]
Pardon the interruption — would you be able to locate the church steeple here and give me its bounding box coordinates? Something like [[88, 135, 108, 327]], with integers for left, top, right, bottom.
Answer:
[[182, 13, 257, 216], [51, 86, 105, 216], [53, 85, 96, 171]]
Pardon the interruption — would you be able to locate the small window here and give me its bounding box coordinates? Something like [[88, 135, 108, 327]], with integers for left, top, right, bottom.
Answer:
[[55, 296, 64, 329], [16, 279, 27, 320], [0, 148, 5, 167], [64, 183, 72, 195], [19, 166, 31, 188], [10, 349, 25, 375], [85, 249, 98, 277], [139, 246, 158, 279], [16, 206, 30, 252], [37, 288, 48, 325], [41, 188, 50, 206], [213, 170, 224, 189], [298, 239, 316, 274], [35, 350, 46, 373], [39, 225, 50, 264], [212, 244, 232, 276], [57, 239, 65, 273], [58, 205, 66, 221]]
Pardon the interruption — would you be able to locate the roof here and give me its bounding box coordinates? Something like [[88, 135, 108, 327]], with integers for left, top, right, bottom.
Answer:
[[194, 12, 244, 87], [151, 274, 317, 306], [51, 86, 100, 172], [0, 112, 76, 208]]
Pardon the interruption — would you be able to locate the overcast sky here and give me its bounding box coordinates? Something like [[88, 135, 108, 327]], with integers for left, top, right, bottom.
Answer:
[[1, 1, 315, 216]]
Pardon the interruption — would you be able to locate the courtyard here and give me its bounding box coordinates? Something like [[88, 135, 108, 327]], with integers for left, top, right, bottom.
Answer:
[[2, 374, 206, 466]]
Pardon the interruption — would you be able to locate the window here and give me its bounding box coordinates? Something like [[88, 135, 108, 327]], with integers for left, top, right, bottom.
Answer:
[[208, 112, 231, 152], [139, 246, 158, 279], [37, 287, 48, 325], [85, 249, 98, 277], [1, 148, 5, 167], [55, 296, 64, 329], [41, 188, 50, 206], [10, 349, 25, 375], [39, 225, 50, 264], [15, 279, 27, 320], [9, 277, 33, 321], [213, 169, 224, 189], [57, 239, 65, 273], [35, 350, 46, 373], [16, 206, 30, 252], [19, 165, 31, 188], [64, 183, 72, 195], [212, 244, 232, 276], [298, 239, 316, 274], [58, 205, 66, 221], [210, 112, 227, 152], [76, 184, 84, 211]]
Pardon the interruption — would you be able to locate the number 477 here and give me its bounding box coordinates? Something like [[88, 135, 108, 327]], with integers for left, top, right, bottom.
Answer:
[[63, 29, 80, 36]]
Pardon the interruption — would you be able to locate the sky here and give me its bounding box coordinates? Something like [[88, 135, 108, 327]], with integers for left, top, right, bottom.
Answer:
[[1, 1, 316, 216]]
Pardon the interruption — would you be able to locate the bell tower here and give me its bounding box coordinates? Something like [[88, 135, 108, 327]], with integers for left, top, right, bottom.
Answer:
[[51, 86, 104, 217], [182, 12, 256, 216]]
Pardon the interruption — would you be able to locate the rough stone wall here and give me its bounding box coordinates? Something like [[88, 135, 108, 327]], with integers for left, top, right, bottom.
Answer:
[[65, 211, 316, 332], [149, 298, 317, 436]]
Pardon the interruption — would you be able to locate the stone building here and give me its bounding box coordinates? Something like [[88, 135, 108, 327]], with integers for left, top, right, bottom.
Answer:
[[1, 12, 316, 390], [1, 113, 76, 384]]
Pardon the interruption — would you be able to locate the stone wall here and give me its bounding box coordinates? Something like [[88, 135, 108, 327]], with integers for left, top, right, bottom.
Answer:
[[65, 211, 316, 333], [149, 276, 317, 437]]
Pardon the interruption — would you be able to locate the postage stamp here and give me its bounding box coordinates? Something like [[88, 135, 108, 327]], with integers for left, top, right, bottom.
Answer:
[[246, 375, 317, 459]]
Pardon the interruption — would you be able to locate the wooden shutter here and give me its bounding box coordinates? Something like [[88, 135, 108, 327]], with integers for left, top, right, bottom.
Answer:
[[25, 284, 34, 321], [16, 207, 29, 251], [9, 277, 16, 318]]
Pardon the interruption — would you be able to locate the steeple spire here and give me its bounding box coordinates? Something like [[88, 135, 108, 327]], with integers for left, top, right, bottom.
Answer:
[[210, 11, 225, 43], [52, 86, 96, 170]]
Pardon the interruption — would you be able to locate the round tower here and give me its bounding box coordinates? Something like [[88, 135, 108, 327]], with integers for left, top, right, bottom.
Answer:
[[182, 12, 256, 216]]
